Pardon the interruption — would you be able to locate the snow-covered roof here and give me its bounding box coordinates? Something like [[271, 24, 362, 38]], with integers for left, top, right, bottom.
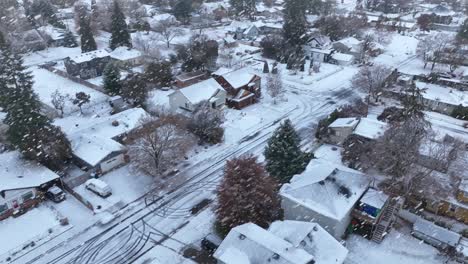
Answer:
[[214, 223, 315, 264], [60, 108, 149, 166], [359, 188, 389, 210], [331, 53, 354, 62], [415, 81, 468, 107], [68, 49, 110, 64], [176, 78, 225, 105], [268, 221, 348, 264], [459, 178, 468, 193], [329, 117, 360, 128], [212, 67, 233, 76], [310, 48, 334, 54], [280, 159, 370, 221], [353, 118, 387, 139], [38, 25, 67, 40], [0, 151, 60, 192], [336, 37, 362, 47], [109, 47, 142, 61], [216, 247, 251, 264], [413, 219, 461, 246], [221, 69, 257, 89]]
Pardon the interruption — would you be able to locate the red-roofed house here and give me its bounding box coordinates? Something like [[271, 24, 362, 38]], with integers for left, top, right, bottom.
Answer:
[[214, 69, 261, 109]]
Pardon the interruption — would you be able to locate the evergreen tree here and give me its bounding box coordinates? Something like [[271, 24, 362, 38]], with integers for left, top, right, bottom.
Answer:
[[402, 81, 426, 119], [62, 30, 78, 48], [121, 73, 148, 106], [103, 62, 122, 95], [283, 0, 308, 47], [264, 119, 312, 184], [144, 60, 173, 87], [457, 18, 468, 43], [79, 16, 97, 53], [230, 0, 256, 19], [172, 0, 192, 25], [109, 0, 132, 50], [0, 31, 5, 48], [0, 48, 71, 169], [216, 155, 280, 235]]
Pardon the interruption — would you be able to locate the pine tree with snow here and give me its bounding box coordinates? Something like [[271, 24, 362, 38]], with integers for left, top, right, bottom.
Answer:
[[264, 119, 312, 184], [79, 16, 97, 53], [0, 48, 71, 169], [62, 30, 78, 48], [109, 0, 132, 50], [457, 18, 468, 43], [283, 0, 308, 47], [103, 62, 122, 95], [216, 155, 280, 235], [0, 31, 5, 48], [172, 0, 192, 25]]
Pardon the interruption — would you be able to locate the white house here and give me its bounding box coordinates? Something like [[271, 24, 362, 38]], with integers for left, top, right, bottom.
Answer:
[[280, 160, 370, 239], [214, 220, 348, 264], [330, 53, 355, 66], [332, 37, 363, 58], [57, 108, 149, 174], [0, 151, 61, 221], [168, 78, 227, 111], [327, 117, 387, 144]]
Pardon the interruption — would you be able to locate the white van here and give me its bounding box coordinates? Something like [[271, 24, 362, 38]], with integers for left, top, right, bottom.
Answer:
[[85, 179, 112, 198]]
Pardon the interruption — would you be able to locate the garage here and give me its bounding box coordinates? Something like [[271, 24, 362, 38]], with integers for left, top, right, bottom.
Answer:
[[100, 154, 125, 173]]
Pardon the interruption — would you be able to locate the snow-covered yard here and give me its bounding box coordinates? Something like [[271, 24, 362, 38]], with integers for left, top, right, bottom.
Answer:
[[346, 230, 448, 264], [31, 67, 109, 115], [0, 206, 66, 257]]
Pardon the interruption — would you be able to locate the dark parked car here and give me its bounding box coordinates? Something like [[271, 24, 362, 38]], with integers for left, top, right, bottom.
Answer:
[[201, 233, 222, 252], [45, 186, 66, 203]]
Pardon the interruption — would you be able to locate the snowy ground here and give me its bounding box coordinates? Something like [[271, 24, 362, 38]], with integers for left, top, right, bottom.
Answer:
[[31, 67, 109, 116], [0, 206, 66, 258], [346, 230, 448, 264]]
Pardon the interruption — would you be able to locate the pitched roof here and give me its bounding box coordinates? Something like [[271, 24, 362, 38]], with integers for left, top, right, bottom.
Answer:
[[221, 69, 256, 89], [269, 221, 348, 264], [214, 223, 314, 264], [329, 117, 360, 128], [280, 160, 370, 221], [0, 151, 60, 192], [68, 49, 110, 63], [176, 78, 225, 105], [353, 118, 387, 139], [413, 219, 461, 246]]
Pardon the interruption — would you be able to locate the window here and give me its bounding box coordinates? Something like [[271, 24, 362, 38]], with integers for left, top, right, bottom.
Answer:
[[22, 191, 34, 202], [0, 204, 7, 214]]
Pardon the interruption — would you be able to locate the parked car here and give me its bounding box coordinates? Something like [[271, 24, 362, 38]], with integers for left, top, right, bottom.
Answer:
[[85, 179, 112, 198], [201, 233, 222, 252], [45, 186, 66, 203]]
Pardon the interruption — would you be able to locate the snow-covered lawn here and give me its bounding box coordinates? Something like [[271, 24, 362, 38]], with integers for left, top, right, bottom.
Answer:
[[146, 89, 173, 112], [346, 230, 447, 264], [0, 206, 62, 256], [314, 144, 343, 164], [31, 67, 109, 115], [375, 33, 418, 67]]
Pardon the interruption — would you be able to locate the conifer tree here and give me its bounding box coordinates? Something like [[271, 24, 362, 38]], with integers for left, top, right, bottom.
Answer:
[[216, 155, 280, 235], [264, 119, 312, 184], [79, 16, 97, 53], [103, 62, 122, 95], [63, 30, 78, 48], [0, 31, 5, 48], [283, 0, 308, 47], [172, 0, 192, 25], [109, 0, 132, 50], [0, 47, 71, 169], [457, 18, 468, 42]]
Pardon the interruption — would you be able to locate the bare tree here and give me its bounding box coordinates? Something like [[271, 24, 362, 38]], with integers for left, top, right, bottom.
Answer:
[[154, 20, 183, 48], [351, 64, 392, 104], [133, 33, 162, 59], [266, 71, 284, 104], [72, 92, 91, 114], [416, 33, 452, 70], [51, 90, 69, 117], [129, 117, 195, 176]]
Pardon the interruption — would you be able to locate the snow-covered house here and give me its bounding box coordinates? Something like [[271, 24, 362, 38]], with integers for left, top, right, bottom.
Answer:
[[332, 37, 363, 58], [168, 78, 227, 112], [280, 160, 370, 239], [326, 117, 387, 145], [330, 53, 355, 66], [60, 108, 149, 174], [412, 218, 461, 250], [214, 221, 348, 264], [109, 47, 144, 67], [38, 25, 69, 47], [64, 49, 112, 79], [0, 151, 61, 221], [215, 68, 261, 109], [174, 71, 208, 88], [226, 21, 261, 40], [413, 82, 468, 115], [309, 48, 335, 64], [147, 13, 178, 28]]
